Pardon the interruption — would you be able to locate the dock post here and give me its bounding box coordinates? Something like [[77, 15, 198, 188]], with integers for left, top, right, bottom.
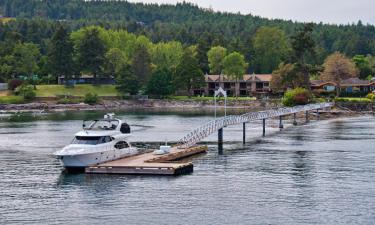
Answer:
[[218, 128, 223, 154], [279, 116, 284, 129], [305, 111, 309, 123], [316, 109, 320, 120], [293, 113, 297, 126], [262, 119, 266, 137], [243, 122, 246, 144]]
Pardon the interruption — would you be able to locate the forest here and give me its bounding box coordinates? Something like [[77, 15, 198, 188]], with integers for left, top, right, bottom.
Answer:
[[0, 0, 375, 97]]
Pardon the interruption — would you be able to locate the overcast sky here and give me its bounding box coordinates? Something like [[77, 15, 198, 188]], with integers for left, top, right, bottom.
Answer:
[[128, 0, 375, 25]]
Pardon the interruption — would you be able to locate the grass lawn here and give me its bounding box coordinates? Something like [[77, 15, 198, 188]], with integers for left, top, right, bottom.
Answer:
[[35, 84, 119, 97], [0, 95, 25, 104], [336, 97, 372, 102]]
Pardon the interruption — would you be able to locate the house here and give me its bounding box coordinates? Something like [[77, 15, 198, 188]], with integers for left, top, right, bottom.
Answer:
[[311, 78, 375, 95], [58, 75, 115, 85], [0, 83, 8, 91], [201, 74, 272, 97]]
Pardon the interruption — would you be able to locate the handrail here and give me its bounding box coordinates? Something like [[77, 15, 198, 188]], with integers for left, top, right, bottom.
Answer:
[[177, 102, 334, 148]]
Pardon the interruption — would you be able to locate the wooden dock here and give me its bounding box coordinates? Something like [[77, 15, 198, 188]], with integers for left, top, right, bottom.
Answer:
[[85, 145, 208, 175]]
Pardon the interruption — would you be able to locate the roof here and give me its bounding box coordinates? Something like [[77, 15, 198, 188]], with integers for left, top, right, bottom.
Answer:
[[205, 74, 272, 82], [310, 80, 336, 87], [341, 78, 370, 86]]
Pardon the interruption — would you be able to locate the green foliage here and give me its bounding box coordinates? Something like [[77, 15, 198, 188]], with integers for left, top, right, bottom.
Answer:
[[116, 64, 140, 96], [15, 84, 36, 101], [77, 27, 107, 83], [146, 69, 175, 97], [48, 25, 75, 82], [151, 41, 183, 71], [352, 55, 373, 79], [12, 42, 41, 79], [282, 88, 311, 106], [174, 47, 204, 95], [132, 44, 151, 86], [222, 52, 248, 80], [253, 27, 290, 73], [207, 46, 227, 74], [84, 93, 99, 105], [56, 97, 83, 104], [366, 93, 375, 101]]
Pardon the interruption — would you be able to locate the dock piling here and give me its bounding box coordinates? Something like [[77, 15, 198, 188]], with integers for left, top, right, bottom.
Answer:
[[305, 111, 309, 123], [279, 116, 284, 129], [218, 128, 223, 154], [243, 122, 246, 144], [262, 119, 266, 137], [293, 113, 297, 126], [316, 109, 320, 120]]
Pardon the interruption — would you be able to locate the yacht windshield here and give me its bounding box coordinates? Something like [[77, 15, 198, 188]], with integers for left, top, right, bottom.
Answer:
[[72, 136, 112, 145], [83, 119, 119, 130]]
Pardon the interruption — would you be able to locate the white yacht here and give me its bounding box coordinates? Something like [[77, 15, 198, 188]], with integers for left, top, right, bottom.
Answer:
[[54, 114, 138, 171]]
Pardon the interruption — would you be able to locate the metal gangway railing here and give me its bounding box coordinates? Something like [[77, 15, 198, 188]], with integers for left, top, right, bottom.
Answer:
[[177, 102, 334, 148]]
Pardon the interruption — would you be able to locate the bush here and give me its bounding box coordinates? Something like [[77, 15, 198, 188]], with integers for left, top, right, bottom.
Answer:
[[282, 88, 311, 107], [14, 85, 36, 101], [84, 93, 99, 105], [366, 93, 375, 101], [57, 97, 83, 104], [8, 79, 24, 91]]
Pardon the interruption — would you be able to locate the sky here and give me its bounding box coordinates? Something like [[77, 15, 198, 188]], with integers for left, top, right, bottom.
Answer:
[[128, 0, 375, 25]]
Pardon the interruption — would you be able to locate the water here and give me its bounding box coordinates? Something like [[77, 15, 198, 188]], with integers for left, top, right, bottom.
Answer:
[[0, 111, 374, 224]]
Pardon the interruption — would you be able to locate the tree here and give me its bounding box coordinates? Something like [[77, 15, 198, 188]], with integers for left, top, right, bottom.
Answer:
[[222, 52, 248, 80], [116, 64, 139, 95], [48, 25, 75, 84], [12, 42, 40, 87], [151, 41, 183, 71], [207, 46, 227, 74], [146, 68, 175, 97], [253, 27, 290, 73], [174, 47, 204, 96], [352, 55, 372, 79], [77, 27, 106, 85], [320, 52, 359, 96], [291, 23, 316, 91], [132, 44, 151, 87], [104, 48, 126, 78]]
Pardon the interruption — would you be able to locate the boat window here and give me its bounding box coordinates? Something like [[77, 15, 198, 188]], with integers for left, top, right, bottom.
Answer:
[[72, 136, 101, 145], [83, 120, 119, 130], [114, 141, 129, 149]]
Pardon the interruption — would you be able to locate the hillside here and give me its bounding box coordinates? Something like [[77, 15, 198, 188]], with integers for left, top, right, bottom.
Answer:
[[1, 0, 375, 62]]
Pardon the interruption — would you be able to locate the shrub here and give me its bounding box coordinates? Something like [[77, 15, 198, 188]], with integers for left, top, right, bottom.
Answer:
[[282, 88, 311, 107], [84, 93, 99, 105], [57, 97, 83, 104], [366, 93, 375, 101], [8, 79, 24, 91], [15, 85, 36, 101]]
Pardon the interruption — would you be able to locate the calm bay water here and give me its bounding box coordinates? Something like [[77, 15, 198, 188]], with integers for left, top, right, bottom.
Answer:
[[0, 111, 374, 224]]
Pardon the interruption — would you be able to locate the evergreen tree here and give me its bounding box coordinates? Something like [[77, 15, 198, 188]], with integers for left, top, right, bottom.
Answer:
[[174, 47, 204, 96], [291, 23, 316, 91], [146, 68, 174, 97], [116, 64, 139, 95], [77, 27, 106, 84], [132, 44, 151, 87], [48, 25, 74, 84]]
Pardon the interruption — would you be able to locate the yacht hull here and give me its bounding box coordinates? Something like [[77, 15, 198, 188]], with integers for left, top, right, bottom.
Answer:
[[57, 147, 138, 169]]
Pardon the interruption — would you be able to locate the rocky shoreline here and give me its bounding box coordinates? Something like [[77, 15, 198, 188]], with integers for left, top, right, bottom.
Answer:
[[0, 99, 281, 113]]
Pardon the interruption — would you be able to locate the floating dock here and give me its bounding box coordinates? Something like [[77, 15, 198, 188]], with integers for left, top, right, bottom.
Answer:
[[85, 145, 208, 175]]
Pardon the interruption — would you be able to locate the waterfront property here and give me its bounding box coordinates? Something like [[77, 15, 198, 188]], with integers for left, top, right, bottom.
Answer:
[[195, 74, 272, 97], [311, 78, 375, 95]]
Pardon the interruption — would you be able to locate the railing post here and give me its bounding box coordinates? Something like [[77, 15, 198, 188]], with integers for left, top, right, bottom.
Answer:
[[218, 128, 223, 154], [243, 122, 246, 144], [279, 116, 284, 129], [305, 111, 309, 123], [262, 119, 266, 137], [293, 113, 297, 126]]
